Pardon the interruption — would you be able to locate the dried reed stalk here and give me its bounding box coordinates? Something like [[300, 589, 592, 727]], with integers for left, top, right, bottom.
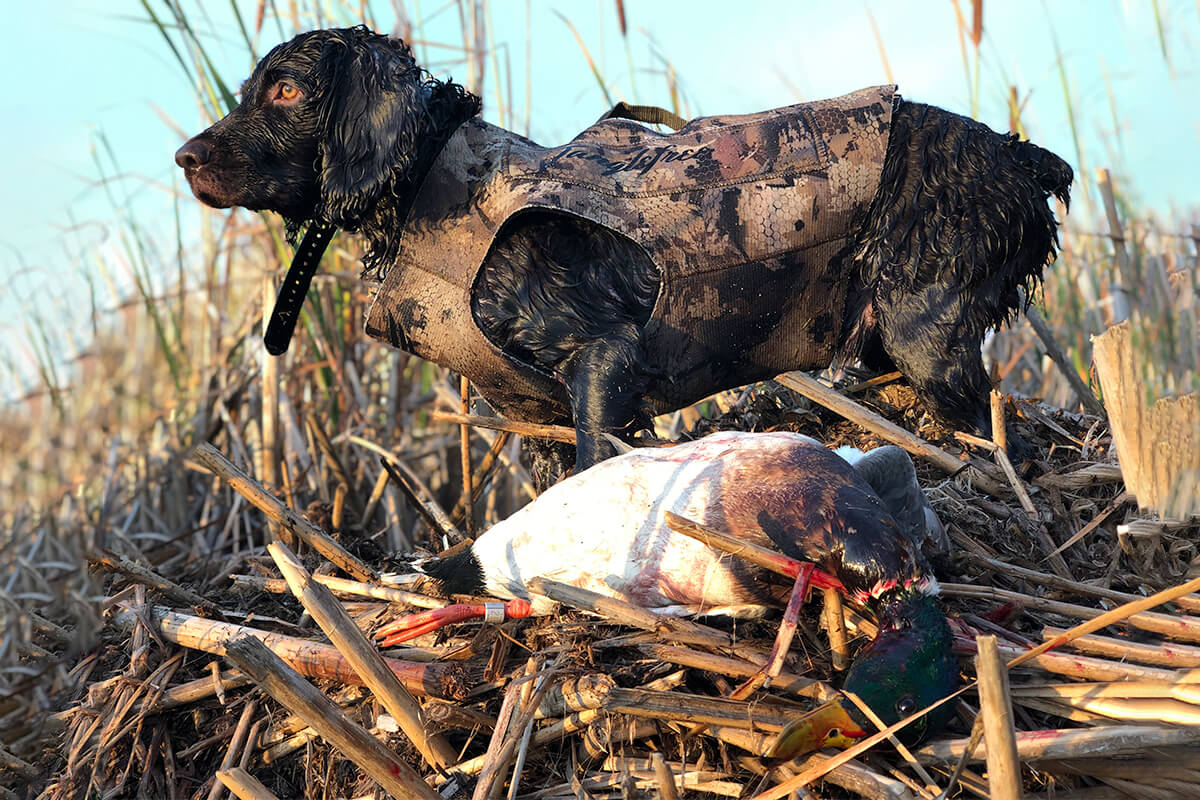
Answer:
[[942, 582, 1200, 644], [268, 541, 459, 771], [190, 443, 375, 581], [223, 636, 441, 800], [915, 724, 1200, 763], [975, 636, 1022, 800], [216, 766, 280, 800], [604, 687, 791, 731], [525, 576, 733, 649], [1040, 626, 1200, 667], [93, 552, 219, 614], [822, 587, 849, 671], [641, 644, 831, 700], [459, 376, 476, 536], [431, 410, 577, 443], [109, 605, 468, 699], [206, 699, 258, 800], [775, 370, 1006, 496], [230, 573, 445, 608], [378, 456, 465, 546], [650, 752, 681, 800], [708, 727, 911, 800]]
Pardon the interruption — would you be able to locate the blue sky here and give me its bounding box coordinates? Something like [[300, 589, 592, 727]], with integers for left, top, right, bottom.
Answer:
[[1, 1, 1197, 398]]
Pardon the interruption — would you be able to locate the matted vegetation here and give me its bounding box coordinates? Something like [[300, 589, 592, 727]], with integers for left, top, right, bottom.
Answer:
[[2, 2, 1198, 798]]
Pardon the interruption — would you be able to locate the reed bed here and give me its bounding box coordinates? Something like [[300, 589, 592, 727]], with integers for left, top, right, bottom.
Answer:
[[2, 1, 1198, 798]]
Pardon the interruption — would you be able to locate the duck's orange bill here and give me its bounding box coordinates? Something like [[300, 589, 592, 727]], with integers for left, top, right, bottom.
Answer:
[[767, 698, 868, 761]]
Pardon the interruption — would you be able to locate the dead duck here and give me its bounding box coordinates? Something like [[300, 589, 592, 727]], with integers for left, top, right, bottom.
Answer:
[[390, 431, 958, 749]]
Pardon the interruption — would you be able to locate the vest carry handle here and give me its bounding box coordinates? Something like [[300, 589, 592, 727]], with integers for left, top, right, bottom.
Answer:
[[601, 102, 687, 131]]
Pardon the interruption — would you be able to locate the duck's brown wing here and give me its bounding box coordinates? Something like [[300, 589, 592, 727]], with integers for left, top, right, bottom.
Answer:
[[708, 438, 930, 599]]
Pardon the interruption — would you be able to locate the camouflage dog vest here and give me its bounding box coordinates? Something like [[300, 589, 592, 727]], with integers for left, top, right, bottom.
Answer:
[[365, 85, 897, 422]]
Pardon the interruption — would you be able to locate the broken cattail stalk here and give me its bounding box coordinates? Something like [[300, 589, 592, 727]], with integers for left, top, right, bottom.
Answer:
[[525, 576, 733, 649], [707, 726, 911, 800], [1041, 626, 1200, 668], [775, 370, 1006, 497], [1022, 303, 1105, 416], [1033, 462, 1124, 490], [378, 456, 464, 546], [424, 699, 497, 731], [229, 573, 446, 609], [943, 582, 1200, 644], [93, 551, 220, 615], [472, 665, 561, 800], [305, 412, 359, 513], [459, 376, 475, 536], [650, 753, 681, 800], [331, 482, 346, 533], [451, 709, 601, 776], [1034, 755, 1200, 783], [216, 766, 280, 800], [261, 729, 317, 764], [955, 431, 1038, 517], [916, 724, 1200, 764], [109, 605, 469, 699], [581, 714, 661, 758], [190, 443, 376, 582], [604, 687, 792, 731], [641, 644, 832, 700], [1018, 694, 1200, 726], [965, 552, 1163, 610], [206, 699, 259, 800], [823, 587, 849, 671], [534, 674, 615, 718], [431, 410, 577, 443], [952, 619, 1187, 682], [974, 636, 1022, 800], [223, 636, 441, 800], [1014, 680, 1200, 703], [451, 431, 512, 524], [268, 541, 459, 771], [257, 685, 366, 749], [990, 390, 1008, 454], [134, 670, 252, 716], [844, 370, 904, 394], [1045, 490, 1129, 559], [360, 467, 390, 531], [508, 662, 543, 800]]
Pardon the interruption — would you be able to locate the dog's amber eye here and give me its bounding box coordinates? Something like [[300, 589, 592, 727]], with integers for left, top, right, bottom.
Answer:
[[273, 81, 302, 103]]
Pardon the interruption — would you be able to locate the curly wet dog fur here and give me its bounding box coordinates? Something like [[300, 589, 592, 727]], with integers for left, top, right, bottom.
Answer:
[[176, 26, 1072, 486]]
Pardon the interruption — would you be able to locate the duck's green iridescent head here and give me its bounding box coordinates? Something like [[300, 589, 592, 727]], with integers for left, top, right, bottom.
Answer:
[[841, 591, 959, 743], [769, 591, 958, 760]]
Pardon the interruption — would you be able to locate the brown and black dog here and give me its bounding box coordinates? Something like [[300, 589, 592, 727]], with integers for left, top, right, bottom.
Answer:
[[176, 26, 1072, 486]]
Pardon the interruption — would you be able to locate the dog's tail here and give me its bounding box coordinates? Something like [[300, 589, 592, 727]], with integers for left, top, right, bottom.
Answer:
[[1011, 137, 1074, 210]]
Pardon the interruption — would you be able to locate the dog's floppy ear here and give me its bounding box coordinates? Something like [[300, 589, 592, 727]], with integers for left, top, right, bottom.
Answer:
[[318, 29, 425, 226]]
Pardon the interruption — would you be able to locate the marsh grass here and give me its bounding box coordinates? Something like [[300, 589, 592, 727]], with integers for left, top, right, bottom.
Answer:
[[1, 2, 1197, 796]]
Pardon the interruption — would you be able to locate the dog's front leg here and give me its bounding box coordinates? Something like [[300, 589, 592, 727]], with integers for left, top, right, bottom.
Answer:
[[556, 323, 649, 473]]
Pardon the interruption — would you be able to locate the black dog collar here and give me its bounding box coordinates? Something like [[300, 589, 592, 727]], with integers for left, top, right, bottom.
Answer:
[[264, 221, 336, 355]]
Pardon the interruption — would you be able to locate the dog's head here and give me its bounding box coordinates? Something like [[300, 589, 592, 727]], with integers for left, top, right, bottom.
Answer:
[[174, 26, 430, 230]]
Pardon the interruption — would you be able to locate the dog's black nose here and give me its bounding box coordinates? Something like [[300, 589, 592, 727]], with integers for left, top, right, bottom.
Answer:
[[175, 139, 212, 169]]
